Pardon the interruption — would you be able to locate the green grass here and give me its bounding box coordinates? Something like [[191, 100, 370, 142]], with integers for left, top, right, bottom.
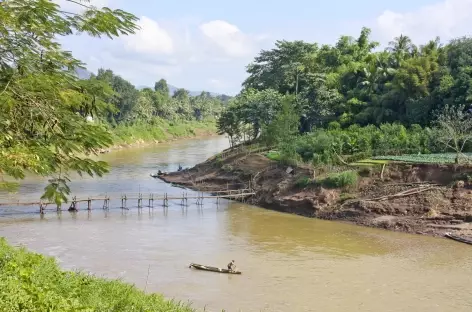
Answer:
[[110, 118, 217, 145], [349, 159, 390, 166], [0, 238, 195, 312], [265, 151, 281, 161], [321, 170, 358, 188], [372, 153, 472, 164], [295, 171, 358, 189]]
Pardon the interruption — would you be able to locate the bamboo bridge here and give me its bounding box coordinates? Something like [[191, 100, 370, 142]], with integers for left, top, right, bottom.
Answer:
[[0, 188, 256, 214]]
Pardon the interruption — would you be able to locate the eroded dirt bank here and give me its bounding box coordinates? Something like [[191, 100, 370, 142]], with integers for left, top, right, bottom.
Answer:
[[158, 146, 472, 238]]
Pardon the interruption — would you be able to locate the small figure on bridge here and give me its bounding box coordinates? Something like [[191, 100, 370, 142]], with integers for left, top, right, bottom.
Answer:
[[177, 164, 183, 172]]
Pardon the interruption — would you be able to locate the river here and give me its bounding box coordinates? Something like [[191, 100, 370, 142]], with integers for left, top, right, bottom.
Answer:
[[1, 136, 472, 312]]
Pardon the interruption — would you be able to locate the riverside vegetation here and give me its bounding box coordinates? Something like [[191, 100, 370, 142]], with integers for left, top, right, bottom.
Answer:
[[0, 0, 228, 204], [0, 238, 195, 312], [164, 29, 472, 238], [2, 0, 472, 310], [0, 0, 221, 311]]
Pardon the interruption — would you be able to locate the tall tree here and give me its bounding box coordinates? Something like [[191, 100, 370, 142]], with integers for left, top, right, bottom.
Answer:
[[154, 78, 170, 95]]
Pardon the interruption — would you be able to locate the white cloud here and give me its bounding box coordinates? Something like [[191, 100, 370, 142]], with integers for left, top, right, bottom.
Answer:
[[123, 16, 174, 55], [208, 78, 225, 89], [199, 20, 258, 58], [375, 0, 472, 43], [62, 15, 268, 94]]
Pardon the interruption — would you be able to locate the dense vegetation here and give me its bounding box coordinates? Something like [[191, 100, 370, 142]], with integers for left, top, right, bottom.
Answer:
[[0, 0, 226, 204], [0, 238, 194, 312], [89, 69, 226, 144], [217, 28, 472, 166]]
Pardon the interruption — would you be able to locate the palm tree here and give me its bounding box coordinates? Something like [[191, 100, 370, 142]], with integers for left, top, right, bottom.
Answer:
[[387, 34, 415, 66]]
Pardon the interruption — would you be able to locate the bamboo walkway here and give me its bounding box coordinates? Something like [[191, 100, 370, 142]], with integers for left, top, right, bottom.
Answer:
[[0, 188, 255, 214]]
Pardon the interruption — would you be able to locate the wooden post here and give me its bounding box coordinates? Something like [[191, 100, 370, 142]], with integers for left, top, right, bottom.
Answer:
[[163, 193, 168, 207], [138, 193, 142, 209], [87, 198, 91, 211], [148, 193, 154, 208], [103, 196, 109, 210], [121, 195, 127, 209], [39, 202, 45, 214]]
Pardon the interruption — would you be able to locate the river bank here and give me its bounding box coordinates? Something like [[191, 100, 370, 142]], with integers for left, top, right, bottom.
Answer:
[[98, 119, 218, 154], [3, 135, 472, 312], [158, 145, 472, 239], [0, 238, 194, 312]]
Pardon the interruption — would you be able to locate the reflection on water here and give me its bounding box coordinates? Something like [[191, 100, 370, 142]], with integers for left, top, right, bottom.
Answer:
[[1, 136, 472, 312]]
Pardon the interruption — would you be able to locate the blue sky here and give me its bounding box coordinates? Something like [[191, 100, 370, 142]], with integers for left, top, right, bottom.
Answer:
[[59, 0, 472, 95]]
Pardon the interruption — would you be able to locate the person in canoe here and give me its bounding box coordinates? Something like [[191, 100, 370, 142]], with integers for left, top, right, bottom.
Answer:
[[227, 260, 236, 271]]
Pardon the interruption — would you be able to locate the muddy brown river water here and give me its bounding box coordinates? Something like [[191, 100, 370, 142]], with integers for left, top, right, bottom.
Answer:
[[1, 136, 472, 312]]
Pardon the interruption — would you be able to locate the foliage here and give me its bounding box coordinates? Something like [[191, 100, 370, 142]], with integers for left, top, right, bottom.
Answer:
[[287, 123, 437, 165], [0, 0, 228, 203], [320, 171, 358, 188], [266, 151, 281, 161], [217, 28, 472, 155], [295, 176, 312, 188], [373, 153, 472, 164], [111, 118, 217, 145], [435, 104, 472, 163], [0, 0, 138, 205], [219, 89, 288, 141], [0, 238, 195, 312], [261, 96, 299, 146], [294, 171, 358, 189]]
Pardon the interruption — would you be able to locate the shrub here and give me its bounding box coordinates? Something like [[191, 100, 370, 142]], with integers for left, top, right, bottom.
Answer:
[[295, 176, 312, 188], [266, 151, 281, 161], [321, 170, 358, 188], [286, 123, 439, 165]]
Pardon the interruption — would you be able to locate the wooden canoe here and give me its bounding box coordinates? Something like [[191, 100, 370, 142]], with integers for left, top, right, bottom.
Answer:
[[444, 232, 472, 245], [189, 263, 242, 274]]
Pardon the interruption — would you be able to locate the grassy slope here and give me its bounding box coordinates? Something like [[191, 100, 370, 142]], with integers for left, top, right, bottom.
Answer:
[[110, 118, 217, 145], [0, 238, 195, 312]]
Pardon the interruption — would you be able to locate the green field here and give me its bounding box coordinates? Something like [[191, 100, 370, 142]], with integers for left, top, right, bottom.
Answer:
[[372, 153, 472, 164], [349, 159, 390, 166]]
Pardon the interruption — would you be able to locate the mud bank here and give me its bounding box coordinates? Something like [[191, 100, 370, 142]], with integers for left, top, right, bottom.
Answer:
[[159, 146, 472, 239]]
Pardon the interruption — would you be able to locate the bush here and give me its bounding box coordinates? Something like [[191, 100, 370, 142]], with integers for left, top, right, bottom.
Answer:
[[287, 123, 439, 165], [321, 170, 358, 188], [266, 151, 281, 161], [295, 176, 312, 188], [0, 238, 195, 312]]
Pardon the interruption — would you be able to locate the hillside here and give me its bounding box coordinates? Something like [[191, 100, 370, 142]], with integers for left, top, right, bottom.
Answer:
[[73, 67, 230, 99]]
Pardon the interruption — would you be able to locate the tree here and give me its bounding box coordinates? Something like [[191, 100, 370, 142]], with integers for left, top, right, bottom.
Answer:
[[262, 96, 299, 146], [154, 78, 169, 95], [0, 0, 138, 205], [236, 89, 286, 139], [126, 93, 155, 123], [435, 104, 472, 163], [217, 109, 241, 147], [243, 40, 318, 94], [96, 69, 139, 121]]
